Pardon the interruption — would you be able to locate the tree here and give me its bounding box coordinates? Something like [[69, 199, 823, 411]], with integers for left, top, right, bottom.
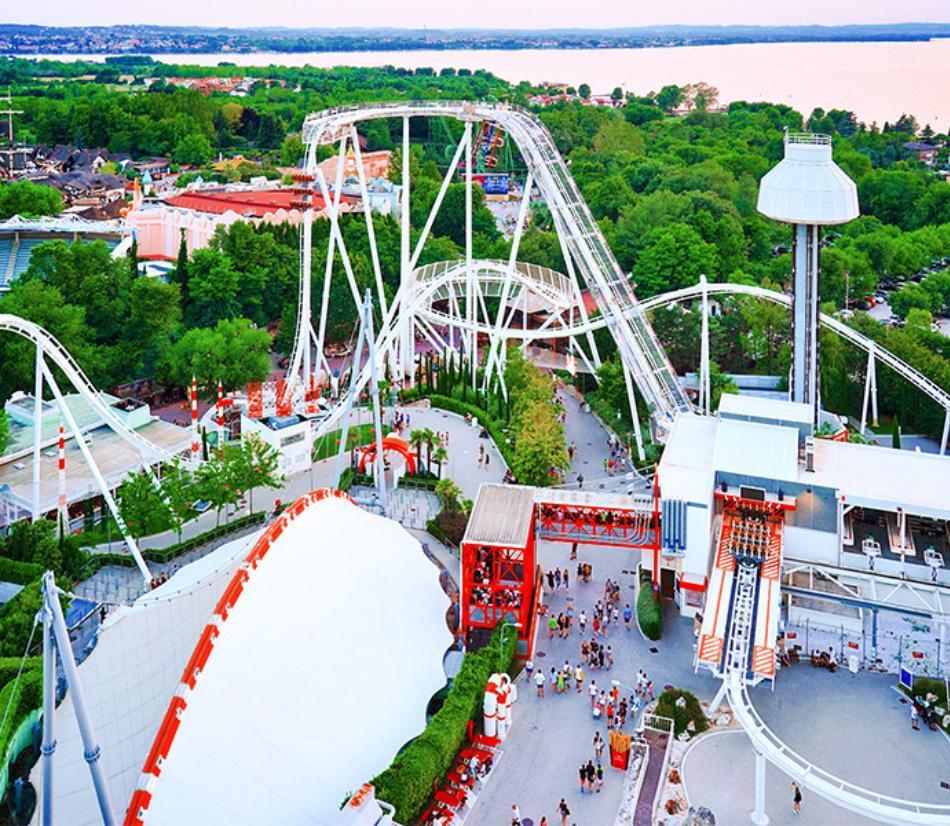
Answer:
[[0, 410, 9, 456], [431, 443, 448, 479], [173, 132, 213, 166], [158, 459, 197, 544], [891, 415, 902, 450], [0, 180, 62, 220], [434, 478, 464, 513], [610, 86, 623, 101], [890, 283, 933, 319], [578, 83, 591, 99], [124, 276, 181, 375], [231, 434, 283, 514], [186, 249, 241, 327], [511, 399, 569, 487], [280, 133, 304, 166], [255, 110, 286, 150], [431, 183, 499, 247], [3, 518, 62, 572], [632, 225, 718, 297], [117, 471, 170, 540], [591, 119, 645, 161], [195, 454, 241, 526], [709, 360, 739, 410], [655, 84, 684, 113], [160, 317, 272, 398]]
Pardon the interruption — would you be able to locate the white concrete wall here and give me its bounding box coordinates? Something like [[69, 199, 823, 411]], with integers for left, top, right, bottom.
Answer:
[[784, 525, 840, 566]]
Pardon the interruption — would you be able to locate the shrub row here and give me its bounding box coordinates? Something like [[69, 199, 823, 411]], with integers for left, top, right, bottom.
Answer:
[[337, 468, 374, 492], [0, 660, 42, 787], [637, 573, 663, 641], [371, 624, 517, 823], [0, 557, 45, 586], [75, 512, 267, 580], [427, 395, 515, 469], [398, 475, 440, 492]]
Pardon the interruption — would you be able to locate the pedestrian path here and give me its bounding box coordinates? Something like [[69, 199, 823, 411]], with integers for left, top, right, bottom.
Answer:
[[467, 538, 710, 826]]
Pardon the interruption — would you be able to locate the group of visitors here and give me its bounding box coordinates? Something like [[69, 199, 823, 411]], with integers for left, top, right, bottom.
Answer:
[[509, 798, 571, 826], [477, 442, 492, 468], [605, 435, 631, 476]]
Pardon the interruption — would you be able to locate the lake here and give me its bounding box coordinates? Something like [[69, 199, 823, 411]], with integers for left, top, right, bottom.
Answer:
[[23, 39, 950, 130]]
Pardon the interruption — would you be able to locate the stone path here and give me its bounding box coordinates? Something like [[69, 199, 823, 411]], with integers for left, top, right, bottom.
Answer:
[[634, 729, 668, 825]]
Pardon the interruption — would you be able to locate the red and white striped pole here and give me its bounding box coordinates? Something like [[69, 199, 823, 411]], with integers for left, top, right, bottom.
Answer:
[[57, 423, 67, 534], [190, 375, 199, 459], [217, 380, 224, 460]]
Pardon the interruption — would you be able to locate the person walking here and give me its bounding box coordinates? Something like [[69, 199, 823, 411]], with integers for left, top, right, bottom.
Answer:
[[548, 615, 557, 639], [578, 763, 587, 793], [563, 568, 570, 589], [511, 803, 522, 825], [589, 679, 598, 708], [595, 762, 604, 793], [911, 704, 921, 731], [575, 664, 585, 694], [535, 668, 546, 697], [623, 603, 632, 630], [555, 568, 562, 589], [557, 798, 571, 826], [593, 730, 605, 761], [791, 782, 802, 814], [579, 610, 587, 635], [585, 760, 596, 792]]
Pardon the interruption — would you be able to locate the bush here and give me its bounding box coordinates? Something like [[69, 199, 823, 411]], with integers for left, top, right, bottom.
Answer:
[[637, 575, 663, 640], [434, 509, 468, 547], [371, 624, 517, 822], [0, 556, 45, 586], [655, 688, 708, 738]]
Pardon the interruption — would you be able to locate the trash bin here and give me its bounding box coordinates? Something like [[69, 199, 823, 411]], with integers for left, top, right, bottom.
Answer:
[[848, 654, 860, 674]]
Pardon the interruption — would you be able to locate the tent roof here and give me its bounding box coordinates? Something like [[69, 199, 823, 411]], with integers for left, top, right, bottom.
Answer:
[[135, 491, 451, 824]]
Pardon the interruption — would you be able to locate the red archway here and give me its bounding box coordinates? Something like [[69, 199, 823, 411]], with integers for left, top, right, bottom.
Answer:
[[357, 434, 417, 476]]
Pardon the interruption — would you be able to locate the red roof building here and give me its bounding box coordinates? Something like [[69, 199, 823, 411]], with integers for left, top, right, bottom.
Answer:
[[163, 188, 356, 218]]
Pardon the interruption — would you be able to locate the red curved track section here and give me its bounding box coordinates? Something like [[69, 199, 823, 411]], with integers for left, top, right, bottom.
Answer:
[[357, 434, 417, 476], [124, 488, 353, 826]]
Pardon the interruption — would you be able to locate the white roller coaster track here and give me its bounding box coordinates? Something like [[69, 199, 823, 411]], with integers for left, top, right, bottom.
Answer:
[[0, 314, 172, 463], [726, 671, 950, 824], [298, 102, 692, 424], [376, 268, 950, 416]]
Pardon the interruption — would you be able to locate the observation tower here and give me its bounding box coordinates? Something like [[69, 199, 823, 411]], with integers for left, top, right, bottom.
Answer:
[[757, 133, 858, 422]]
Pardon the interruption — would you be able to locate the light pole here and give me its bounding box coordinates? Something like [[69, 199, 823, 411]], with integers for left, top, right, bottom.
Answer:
[[497, 622, 521, 672]]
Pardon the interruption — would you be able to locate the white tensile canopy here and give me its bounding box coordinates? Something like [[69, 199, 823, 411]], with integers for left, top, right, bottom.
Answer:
[[42, 492, 452, 825]]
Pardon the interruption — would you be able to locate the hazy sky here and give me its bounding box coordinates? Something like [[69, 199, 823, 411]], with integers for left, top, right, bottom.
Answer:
[[8, 0, 950, 29]]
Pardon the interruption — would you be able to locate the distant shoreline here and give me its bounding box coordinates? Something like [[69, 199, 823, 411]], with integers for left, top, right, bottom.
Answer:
[[6, 35, 950, 57]]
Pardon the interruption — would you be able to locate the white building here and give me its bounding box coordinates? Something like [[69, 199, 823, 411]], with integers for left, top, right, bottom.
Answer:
[[241, 413, 313, 476]]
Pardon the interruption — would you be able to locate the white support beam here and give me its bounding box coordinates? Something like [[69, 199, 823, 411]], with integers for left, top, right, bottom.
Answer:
[[484, 171, 533, 388], [41, 360, 151, 583], [622, 362, 646, 462], [409, 134, 468, 271], [350, 125, 388, 318], [32, 342, 42, 521], [314, 153, 362, 310], [314, 138, 351, 379], [464, 121, 476, 387]]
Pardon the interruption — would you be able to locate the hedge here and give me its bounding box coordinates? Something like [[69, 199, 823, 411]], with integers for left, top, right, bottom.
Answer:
[[75, 512, 267, 580], [655, 688, 709, 738], [428, 395, 515, 469], [0, 660, 42, 797], [0, 557, 45, 586], [338, 468, 374, 492], [371, 624, 517, 823], [637, 573, 663, 640]]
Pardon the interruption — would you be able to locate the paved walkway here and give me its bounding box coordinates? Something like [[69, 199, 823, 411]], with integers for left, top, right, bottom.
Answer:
[[682, 666, 950, 823], [467, 539, 710, 826]]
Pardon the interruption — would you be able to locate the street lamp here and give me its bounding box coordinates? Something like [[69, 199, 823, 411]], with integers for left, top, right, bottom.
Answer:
[[497, 621, 522, 672]]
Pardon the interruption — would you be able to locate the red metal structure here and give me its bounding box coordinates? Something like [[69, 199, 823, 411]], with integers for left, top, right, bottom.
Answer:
[[460, 484, 663, 659], [357, 434, 416, 476]]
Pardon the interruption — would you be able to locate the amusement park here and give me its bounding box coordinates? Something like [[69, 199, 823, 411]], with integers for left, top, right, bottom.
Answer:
[[0, 66, 948, 826]]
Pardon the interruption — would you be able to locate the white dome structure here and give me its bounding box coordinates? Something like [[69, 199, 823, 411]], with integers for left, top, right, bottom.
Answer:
[[41, 490, 451, 825], [757, 134, 859, 226]]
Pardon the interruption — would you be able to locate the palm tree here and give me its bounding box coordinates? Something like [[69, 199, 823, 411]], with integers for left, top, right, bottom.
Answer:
[[431, 444, 448, 478], [421, 427, 436, 474], [434, 478, 463, 512], [408, 428, 426, 476]]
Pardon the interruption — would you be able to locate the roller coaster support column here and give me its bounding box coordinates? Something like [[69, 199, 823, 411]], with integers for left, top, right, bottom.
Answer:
[[401, 116, 412, 385], [752, 748, 770, 825], [699, 274, 711, 416], [40, 581, 55, 826], [464, 120, 476, 389], [860, 344, 879, 434], [32, 343, 42, 521], [941, 409, 949, 457], [40, 360, 151, 583], [42, 572, 117, 826], [623, 363, 646, 463]]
